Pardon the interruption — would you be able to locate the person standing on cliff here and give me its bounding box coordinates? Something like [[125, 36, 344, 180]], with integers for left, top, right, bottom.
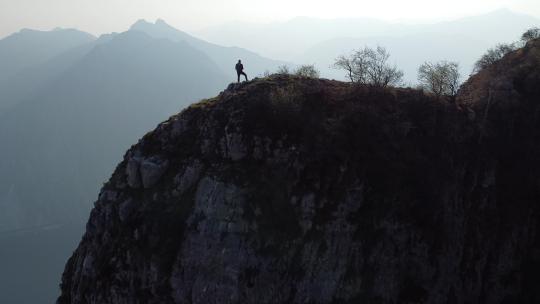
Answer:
[[235, 60, 248, 82]]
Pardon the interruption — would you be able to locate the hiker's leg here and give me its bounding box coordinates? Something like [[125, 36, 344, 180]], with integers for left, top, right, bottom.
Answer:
[[237, 73, 240, 83], [243, 72, 248, 81]]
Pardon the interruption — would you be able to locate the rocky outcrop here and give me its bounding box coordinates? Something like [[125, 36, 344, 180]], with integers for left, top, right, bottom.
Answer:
[[126, 156, 169, 189], [59, 40, 540, 304]]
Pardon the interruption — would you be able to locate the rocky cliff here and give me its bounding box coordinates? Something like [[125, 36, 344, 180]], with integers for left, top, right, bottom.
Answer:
[[59, 40, 540, 303]]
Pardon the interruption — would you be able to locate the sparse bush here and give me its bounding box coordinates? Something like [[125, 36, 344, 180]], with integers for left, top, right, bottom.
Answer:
[[276, 65, 291, 75], [418, 61, 461, 98], [268, 85, 302, 120], [270, 85, 298, 105], [294, 64, 320, 78], [333, 46, 403, 87], [474, 43, 517, 73], [521, 27, 540, 43]]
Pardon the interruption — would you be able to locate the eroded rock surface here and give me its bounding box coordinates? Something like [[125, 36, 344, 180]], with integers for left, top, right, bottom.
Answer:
[[59, 40, 540, 304]]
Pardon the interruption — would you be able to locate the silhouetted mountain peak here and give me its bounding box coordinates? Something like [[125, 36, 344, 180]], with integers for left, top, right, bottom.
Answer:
[[130, 18, 180, 33], [155, 18, 171, 27], [129, 18, 197, 48], [130, 19, 152, 29]]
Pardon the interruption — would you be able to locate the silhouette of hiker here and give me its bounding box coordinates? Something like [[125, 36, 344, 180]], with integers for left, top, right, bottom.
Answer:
[[235, 60, 248, 82]]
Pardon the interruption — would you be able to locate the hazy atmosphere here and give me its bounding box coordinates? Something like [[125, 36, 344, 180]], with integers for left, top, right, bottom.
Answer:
[[1, 0, 540, 303], [1, 0, 540, 37]]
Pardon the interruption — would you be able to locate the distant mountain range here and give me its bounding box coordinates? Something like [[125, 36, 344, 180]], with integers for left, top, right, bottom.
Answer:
[[0, 20, 285, 112], [131, 19, 287, 77], [198, 9, 540, 82], [0, 28, 97, 110], [0, 21, 283, 304], [0, 21, 243, 233], [0, 28, 95, 81], [0, 28, 228, 231]]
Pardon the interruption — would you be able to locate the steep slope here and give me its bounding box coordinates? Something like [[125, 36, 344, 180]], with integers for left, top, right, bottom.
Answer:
[[59, 40, 540, 303], [130, 19, 287, 77]]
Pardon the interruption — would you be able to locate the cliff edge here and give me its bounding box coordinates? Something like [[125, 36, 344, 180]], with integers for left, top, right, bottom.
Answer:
[[59, 40, 540, 303]]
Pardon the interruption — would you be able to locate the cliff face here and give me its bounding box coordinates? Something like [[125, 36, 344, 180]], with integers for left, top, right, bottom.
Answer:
[[59, 40, 540, 304]]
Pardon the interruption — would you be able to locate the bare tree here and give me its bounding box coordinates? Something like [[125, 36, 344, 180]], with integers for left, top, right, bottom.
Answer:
[[333, 46, 403, 87], [365, 46, 404, 87], [295, 64, 320, 78], [446, 64, 461, 97], [332, 50, 369, 83], [333, 54, 356, 82], [521, 27, 540, 43], [474, 43, 517, 73], [418, 61, 461, 98], [276, 65, 291, 75]]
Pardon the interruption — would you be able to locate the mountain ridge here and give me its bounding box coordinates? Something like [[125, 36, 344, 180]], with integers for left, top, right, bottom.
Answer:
[[130, 18, 288, 76], [0, 27, 96, 95]]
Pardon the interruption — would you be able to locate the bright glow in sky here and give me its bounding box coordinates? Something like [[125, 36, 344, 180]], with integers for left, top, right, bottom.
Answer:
[[1, 0, 539, 37]]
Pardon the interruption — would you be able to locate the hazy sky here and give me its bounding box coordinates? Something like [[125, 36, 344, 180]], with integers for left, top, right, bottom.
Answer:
[[1, 0, 539, 38]]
